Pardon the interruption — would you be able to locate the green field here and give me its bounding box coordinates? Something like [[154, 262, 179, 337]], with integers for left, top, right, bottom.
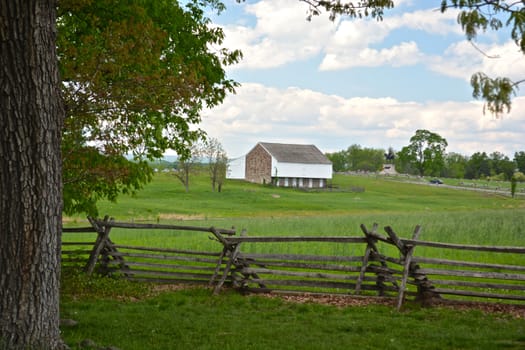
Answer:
[[65, 172, 525, 245], [85, 172, 524, 219], [61, 173, 525, 349], [63, 172, 525, 265]]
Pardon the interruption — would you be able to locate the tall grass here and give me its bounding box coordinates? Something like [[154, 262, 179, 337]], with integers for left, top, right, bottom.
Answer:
[[87, 209, 524, 257]]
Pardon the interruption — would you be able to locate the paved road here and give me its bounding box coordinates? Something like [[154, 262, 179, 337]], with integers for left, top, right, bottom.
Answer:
[[407, 179, 523, 197]]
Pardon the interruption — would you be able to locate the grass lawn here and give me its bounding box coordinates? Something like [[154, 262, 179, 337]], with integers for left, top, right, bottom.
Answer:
[[60, 281, 525, 350]]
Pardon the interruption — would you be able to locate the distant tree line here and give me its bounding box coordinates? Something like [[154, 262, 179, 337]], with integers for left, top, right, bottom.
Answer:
[[327, 144, 385, 173], [327, 129, 525, 182]]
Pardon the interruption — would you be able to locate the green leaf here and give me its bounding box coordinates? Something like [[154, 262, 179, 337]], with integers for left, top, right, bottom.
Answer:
[[470, 72, 517, 115]]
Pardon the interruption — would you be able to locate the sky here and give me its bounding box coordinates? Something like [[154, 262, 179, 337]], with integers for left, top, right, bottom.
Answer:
[[197, 0, 525, 159]]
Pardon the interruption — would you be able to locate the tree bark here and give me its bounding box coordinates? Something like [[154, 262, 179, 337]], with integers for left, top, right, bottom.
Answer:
[[0, 1, 64, 348]]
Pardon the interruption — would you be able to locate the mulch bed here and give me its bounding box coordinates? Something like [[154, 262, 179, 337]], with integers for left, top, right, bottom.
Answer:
[[148, 284, 525, 318], [263, 292, 525, 319]]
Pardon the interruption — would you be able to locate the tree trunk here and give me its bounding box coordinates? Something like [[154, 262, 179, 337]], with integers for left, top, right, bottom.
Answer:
[[211, 166, 217, 192], [0, 1, 64, 348]]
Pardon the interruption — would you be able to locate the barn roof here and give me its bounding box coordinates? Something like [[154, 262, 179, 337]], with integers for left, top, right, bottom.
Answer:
[[258, 142, 332, 165]]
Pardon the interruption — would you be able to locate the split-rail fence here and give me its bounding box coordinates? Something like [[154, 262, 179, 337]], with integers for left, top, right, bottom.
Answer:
[[62, 217, 525, 310]]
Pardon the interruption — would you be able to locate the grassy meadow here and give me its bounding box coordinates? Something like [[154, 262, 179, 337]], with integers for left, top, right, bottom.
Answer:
[[60, 172, 525, 349], [63, 172, 525, 264], [65, 171, 525, 246], [76, 172, 524, 219]]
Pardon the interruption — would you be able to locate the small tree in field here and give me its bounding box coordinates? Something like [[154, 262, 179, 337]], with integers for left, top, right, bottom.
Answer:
[[515, 152, 525, 173], [511, 176, 518, 198], [173, 143, 202, 192], [511, 172, 525, 198], [203, 138, 228, 192]]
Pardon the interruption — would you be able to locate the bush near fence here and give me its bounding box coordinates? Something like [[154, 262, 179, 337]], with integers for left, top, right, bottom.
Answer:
[[62, 217, 525, 310]]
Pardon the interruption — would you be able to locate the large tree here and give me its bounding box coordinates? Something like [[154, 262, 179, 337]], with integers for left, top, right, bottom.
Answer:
[[399, 129, 448, 176], [1, 0, 240, 347], [0, 1, 65, 348], [326, 149, 349, 172], [347, 144, 385, 172], [300, 0, 525, 115], [58, 0, 241, 215]]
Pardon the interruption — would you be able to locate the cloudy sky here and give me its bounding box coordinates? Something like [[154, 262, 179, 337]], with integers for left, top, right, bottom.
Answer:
[[199, 0, 525, 159]]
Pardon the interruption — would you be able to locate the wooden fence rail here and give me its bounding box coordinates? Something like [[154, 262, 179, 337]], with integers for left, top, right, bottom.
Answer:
[[61, 217, 525, 310]]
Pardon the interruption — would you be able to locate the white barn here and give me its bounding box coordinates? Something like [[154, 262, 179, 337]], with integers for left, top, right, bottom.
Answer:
[[226, 155, 246, 179], [227, 142, 332, 188]]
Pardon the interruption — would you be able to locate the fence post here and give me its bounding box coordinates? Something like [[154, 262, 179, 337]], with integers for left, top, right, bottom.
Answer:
[[209, 227, 234, 289], [84, 216, 113, 275], [212, 228, 245, 294], [412, 262, 441, 306], [358, 224, 400, 296], [100, 232, 127, 276], [210, 246, 229, 287], [385, 225, 421, 310], [356, 223, 379, 294]]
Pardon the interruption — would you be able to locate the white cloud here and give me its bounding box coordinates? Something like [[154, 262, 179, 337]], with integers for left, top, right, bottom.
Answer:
[[393, 9, 460, 35], [322, 41, 422, 70], [319, 18, 410, 70], [428, 40, 525, 84], [221, 1, 461, 71], [427, 40, 483, 80], [202, 83, 525, 157], [480, 41, 525, 81], [245, 4, 525, 88], [220, 0, 336, 69], [319, 8, 460, 70], [394, 0, 416, 7]]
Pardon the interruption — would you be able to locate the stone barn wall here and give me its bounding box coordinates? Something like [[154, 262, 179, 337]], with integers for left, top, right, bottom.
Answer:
[[245, 144, 272, 184]]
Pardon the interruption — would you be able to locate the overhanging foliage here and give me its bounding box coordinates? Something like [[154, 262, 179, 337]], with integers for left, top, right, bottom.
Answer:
[[57, 0, 242, 215]]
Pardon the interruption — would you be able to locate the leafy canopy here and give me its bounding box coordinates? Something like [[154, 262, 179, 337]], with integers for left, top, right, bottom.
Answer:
[[299, 0, 525, 115], [58, 0, 241, 215], [398, 129, 448, 177]]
